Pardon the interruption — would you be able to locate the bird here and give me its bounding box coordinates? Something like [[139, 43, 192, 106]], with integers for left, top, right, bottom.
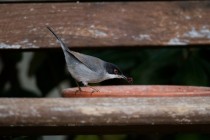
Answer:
[[47, 26, 130, 93]]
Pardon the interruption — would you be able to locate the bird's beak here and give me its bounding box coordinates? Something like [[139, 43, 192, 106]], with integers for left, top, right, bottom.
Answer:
[[121, 75, 127, 80], [120, 75, 133, 84]]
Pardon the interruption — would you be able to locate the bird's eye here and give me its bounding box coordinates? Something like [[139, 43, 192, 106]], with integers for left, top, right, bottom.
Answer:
[[114, 69, 118, 74]]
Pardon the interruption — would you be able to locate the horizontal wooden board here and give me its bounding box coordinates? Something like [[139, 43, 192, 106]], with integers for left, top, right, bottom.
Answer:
[[0, 0, 206, 2], [0, 97, 210, 134], [0, 1, 210, 49]]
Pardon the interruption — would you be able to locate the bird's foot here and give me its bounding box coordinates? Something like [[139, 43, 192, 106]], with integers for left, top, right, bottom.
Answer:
[[75, 85, 99, 95], [74, 88, 82, 95], [90, 88, 100, 94]]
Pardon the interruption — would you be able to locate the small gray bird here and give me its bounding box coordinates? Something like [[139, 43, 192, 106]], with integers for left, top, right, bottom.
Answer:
[[47, 26, 129, 92]]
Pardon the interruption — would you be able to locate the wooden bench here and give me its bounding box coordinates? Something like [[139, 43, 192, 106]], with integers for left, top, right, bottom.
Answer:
[[0, 0, 210, 135]]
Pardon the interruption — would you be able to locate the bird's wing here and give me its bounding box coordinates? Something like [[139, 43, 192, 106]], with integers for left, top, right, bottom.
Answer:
[[47, 26, 104, 72], [69, 51, 105, 72]]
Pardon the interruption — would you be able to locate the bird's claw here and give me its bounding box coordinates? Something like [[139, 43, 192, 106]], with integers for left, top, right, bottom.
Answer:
[[74, 87, 99, 95], [90, 88, 100, 94], [74, 89, 82, 95]]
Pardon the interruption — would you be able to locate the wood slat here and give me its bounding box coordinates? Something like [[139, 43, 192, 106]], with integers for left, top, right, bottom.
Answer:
[[0, 97, 210, 135], [0, 0, 207, 2], [0, 2, 210, 49]]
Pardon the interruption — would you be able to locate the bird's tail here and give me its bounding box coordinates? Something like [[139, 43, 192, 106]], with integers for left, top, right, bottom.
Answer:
[[47, 26, 70, 52]]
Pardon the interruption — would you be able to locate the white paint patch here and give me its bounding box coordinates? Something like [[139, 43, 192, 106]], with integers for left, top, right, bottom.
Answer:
[[79, 107, 116, 116], [89, 25, 108, 38], [51, 116, 58, 120], [30, 106, 41, 117], [0, 40, 39, 49], [168, 26, 210, 45], [0, 43, 21, 49], [121, 8, 126, 13], [89, 29, 107, 38], [185, 16, 191, 20], [132, 34, 151, 41], [20, 39, 39, 48], [80, 120, 86, 123], [184, 26, 210, 39], [51, 107, 73, 112], [168, 38, 188, 45], [0, 105, 7, 109]]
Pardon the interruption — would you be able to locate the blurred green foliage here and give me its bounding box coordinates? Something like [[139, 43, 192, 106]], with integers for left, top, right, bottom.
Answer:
[[1, 48, 210, 97], [0, 48, 210, 140]]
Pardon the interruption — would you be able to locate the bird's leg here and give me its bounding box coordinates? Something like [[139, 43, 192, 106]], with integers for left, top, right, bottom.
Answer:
[[75, 80, 82, 94], [83, 82, 99, 93]]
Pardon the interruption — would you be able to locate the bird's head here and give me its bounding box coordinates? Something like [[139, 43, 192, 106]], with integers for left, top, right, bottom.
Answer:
[[104, 62, 128, 81]]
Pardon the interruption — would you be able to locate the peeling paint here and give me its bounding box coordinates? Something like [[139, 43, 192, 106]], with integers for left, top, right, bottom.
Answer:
[[0, 40, 39, 49], [79, 107, 116, 116], [30, 8, 34, 12], [184, 26, 210, 39], [80, 120, 86, 124], [0, 105, 7, 109], [168, 38, 188, 45], [132, 34, 151, 41], [20, 39, 39, 48], [89, 29, 107, 37], [185, 16, 191, 20], [0, 43, 21, 49], [175, 118, 191, 123], [51, 107, 72, 112], [121, 8, 126, 13], [30, 106, 41, 117], [89, 25, 108, 38], [168, 26, 210, 45], [51, 116, 58, 120]]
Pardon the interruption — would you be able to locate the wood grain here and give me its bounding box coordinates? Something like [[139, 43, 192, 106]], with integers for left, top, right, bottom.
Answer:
[[0, 0, 207, 2], [0, 2, 210, 49], [0, 97, 210, 134]]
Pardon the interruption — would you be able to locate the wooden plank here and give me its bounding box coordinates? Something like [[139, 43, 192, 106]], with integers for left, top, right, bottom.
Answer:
[[0, 2, 210, 49], [0, 97, 210, 135], [0, 0, 207, 2]]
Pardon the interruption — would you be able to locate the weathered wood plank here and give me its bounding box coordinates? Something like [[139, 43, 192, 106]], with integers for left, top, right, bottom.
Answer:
[[0, 2, 210, 49], [0, 97, 210, 134], [0, 0, 207, 2]]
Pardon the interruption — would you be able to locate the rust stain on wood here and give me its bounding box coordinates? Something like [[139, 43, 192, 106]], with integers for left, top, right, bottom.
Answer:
[[0, 2, 210, 49]]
